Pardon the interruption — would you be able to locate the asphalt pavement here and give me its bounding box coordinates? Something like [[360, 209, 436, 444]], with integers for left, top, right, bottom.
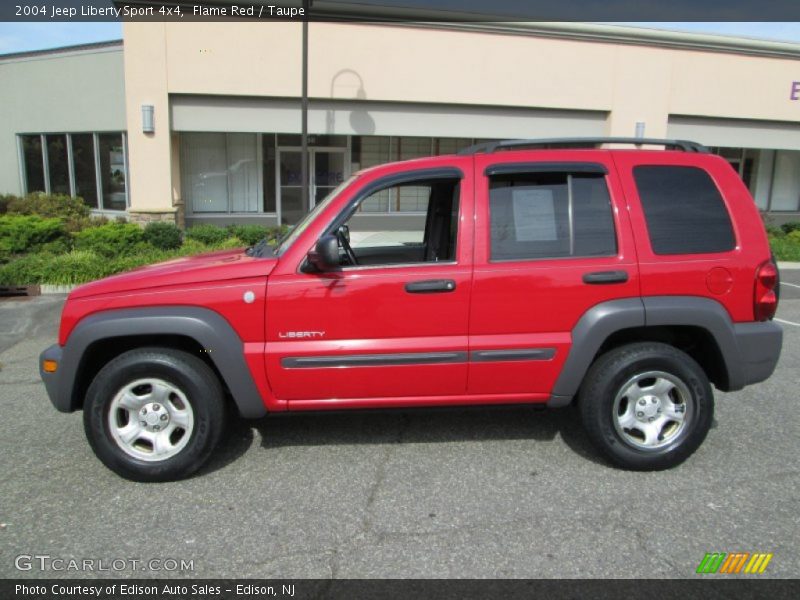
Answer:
[[1, 272, 799, 579]]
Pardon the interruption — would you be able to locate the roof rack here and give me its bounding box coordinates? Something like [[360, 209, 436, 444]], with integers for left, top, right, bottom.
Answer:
[[458, 137, 710, 155]]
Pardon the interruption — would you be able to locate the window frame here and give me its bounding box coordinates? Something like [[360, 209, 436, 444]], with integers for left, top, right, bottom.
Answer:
[[16, 131, 129, 215], [299, 167, 464, 273], [486, 165, 618, 264]]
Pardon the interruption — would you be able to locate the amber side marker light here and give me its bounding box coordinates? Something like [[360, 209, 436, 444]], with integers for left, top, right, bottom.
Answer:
[[42, 360, 58, 373]]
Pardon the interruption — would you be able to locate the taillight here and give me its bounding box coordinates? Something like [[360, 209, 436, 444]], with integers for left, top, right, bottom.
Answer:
[[754, 261, 778, 321]]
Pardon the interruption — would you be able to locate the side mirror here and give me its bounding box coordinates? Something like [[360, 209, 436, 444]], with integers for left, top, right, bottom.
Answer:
[[307, 234, 340, 271]]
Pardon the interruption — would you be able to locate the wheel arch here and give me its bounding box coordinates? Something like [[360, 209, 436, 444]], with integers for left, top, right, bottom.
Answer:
[[548, 297, 742, 407], [55, 307, 267, 418]]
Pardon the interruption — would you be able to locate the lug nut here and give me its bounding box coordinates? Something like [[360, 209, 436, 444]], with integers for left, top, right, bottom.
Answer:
[[140, 408, 147, 415], [637, 411, 644, 417], [140, 421, 147, 427], [153, 425, 160, 431], [160, 414, 168, 421], [638, 399, 646, 406], [651, 398, 657, 404], [153, 404, 160, 411]]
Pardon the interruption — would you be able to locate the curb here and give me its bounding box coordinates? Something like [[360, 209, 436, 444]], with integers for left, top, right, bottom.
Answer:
[[778, 262, 800, 270], [39, 284, 78, 295]]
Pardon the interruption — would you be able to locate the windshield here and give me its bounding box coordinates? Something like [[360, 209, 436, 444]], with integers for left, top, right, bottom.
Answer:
[[275, 176, 356, 256]]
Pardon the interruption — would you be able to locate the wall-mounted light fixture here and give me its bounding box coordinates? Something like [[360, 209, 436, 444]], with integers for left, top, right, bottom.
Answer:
[[141, 105, 155, 133], [635, 121, 646, 138]]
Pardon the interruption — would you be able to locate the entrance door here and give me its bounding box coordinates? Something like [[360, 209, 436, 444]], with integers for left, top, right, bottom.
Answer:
[[277, 148, 347, 225]]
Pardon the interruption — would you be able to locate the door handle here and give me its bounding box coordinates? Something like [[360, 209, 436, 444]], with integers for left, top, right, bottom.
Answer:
[[582, 270, 629, 284], [405, 279, 457, 293]]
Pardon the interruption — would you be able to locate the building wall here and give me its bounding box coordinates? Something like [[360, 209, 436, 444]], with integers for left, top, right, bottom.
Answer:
[[0, 45, 126, 195], [121, 21, 800, 220]]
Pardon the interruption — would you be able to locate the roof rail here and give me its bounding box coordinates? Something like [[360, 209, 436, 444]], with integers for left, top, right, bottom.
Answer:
[[458, 137, 710, 155]]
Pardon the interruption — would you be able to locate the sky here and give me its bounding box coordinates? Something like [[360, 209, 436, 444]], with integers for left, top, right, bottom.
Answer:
[[1, 21, 800, 55]]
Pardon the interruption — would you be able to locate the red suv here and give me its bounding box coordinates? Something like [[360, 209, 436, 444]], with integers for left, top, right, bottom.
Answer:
[[39, 138, 782, 481]]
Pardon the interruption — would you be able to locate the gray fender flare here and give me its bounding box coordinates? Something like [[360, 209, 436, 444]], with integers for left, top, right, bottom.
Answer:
[[54, 306, 267, 418], [548, 298, 645, 407], [547, 295, 780, 407]]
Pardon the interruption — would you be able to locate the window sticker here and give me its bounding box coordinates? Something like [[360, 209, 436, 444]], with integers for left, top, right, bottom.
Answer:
[[511, 188, 557, 242]]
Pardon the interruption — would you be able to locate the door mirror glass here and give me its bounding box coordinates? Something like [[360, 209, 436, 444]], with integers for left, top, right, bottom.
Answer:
[[307, 234, 340, 271]]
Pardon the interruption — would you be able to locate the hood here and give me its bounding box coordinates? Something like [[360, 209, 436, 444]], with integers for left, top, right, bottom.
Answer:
[[69, 248, 279, 299]]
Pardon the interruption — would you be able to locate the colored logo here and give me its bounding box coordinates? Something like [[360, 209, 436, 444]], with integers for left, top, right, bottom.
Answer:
[[696, 552, 773, 574]]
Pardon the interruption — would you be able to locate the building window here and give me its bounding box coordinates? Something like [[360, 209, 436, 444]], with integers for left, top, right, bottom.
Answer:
[[20, 135, 45, 193], [46, 135, 70, 195], [182, 133, 262, 214], [18, 132, 128, 212], [71, 134, 98, 208], [770, 150, 800, 212]]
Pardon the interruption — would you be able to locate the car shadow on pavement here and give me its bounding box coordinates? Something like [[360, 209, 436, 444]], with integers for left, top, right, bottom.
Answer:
[[200, 404, 612, 475]]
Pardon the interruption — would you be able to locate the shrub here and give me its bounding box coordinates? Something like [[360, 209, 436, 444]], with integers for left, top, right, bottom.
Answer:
[[769, 234, 800, 262], [225, 224, 269, 246], [0, 194, 16, 214], [143, 221, 182, 250], [765, 224, 784, 238], [0, 215, 67, 255], [73, 222, 145, 258], [6, 192, 92, 232], [185, 224, 229, 246], [781, 221, 800, 235]]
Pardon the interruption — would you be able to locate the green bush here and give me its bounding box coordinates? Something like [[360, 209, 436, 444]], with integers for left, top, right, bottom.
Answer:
[[143, 221, 182, 250], [185, 224, 229, 246], [0, 194, 16, 214], [0, 250, 110, 285], [225, 224, 269, 246], [769, 233, 800, 262], [73, 222, 145, 258], [765, 224, 784, 238], [0, 215, 67, 255], [6, 192, 92, 232], [781, 221, 800, 235]]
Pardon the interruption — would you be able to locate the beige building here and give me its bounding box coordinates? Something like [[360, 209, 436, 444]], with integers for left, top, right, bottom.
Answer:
[[3, 21, 800, 226]]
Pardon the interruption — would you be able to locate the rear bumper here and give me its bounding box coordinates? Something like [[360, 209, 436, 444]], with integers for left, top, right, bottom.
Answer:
[[730, 320, 783, 389], [39, 344, 71, 413]]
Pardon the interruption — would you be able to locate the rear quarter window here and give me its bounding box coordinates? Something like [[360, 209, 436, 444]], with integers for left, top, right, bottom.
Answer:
[[633, 165, 736, 255]]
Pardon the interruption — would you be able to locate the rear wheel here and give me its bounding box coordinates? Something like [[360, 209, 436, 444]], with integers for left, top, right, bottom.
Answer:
[[84, 348, 226, 482], [579, 342, 714, 470]]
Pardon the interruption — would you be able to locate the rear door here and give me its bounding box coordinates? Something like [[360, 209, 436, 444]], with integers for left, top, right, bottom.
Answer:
[[468, 150, 640, 397], [265, 161, 474, 408]]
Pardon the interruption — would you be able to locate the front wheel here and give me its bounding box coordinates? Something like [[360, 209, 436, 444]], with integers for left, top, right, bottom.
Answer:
[[83, 348, 226, 482], [579, 342, 714, 470]]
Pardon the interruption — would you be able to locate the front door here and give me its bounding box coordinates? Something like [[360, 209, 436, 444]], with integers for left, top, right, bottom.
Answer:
[[265, 162, 474, 409], [277, 148, 347, 225]]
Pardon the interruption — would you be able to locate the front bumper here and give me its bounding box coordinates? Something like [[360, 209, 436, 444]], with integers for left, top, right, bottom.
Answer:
[[39, 344, 71, 413]]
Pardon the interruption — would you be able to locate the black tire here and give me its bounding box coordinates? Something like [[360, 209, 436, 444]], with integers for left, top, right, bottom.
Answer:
[[83, 347, 226, 482], [578, 342, 714, 470]]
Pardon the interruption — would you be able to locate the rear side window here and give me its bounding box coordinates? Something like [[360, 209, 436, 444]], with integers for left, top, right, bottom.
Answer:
[[489, 172, 617, 261], [633, 166, 735, 255]]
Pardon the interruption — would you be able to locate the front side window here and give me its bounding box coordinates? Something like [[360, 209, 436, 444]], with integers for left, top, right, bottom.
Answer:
[[335, 176, 461, 267], [633, 166, 735, 255], [489, 171, 617, 261]]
